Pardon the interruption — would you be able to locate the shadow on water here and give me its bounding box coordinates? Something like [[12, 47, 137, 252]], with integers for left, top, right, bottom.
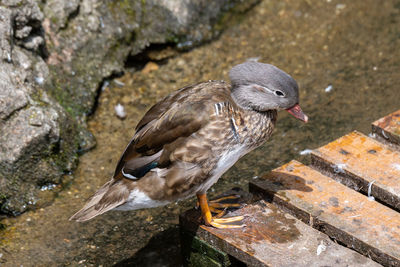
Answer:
[[113, 226, 182, 267]]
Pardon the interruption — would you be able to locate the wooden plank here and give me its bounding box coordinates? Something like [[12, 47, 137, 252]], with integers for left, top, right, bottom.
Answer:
[[372, 109, 400, 147], [250, 161, 400, 267], [180, 230, 232, 267], [311, 131, 400, 210], [180, 198, 381, 267]]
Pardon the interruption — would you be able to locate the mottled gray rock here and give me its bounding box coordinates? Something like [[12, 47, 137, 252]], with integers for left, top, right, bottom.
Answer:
[[42, 0, 80, 30], [0, 6, 12, 62], [0, 106, 58, 164], [11, 0, 44, 52], [0, 67, 28, 120], [0, 1, 79, 215]]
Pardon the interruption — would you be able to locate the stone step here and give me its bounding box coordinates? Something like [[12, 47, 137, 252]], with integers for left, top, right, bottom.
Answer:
[[250, 161, 400, 267], [311, 130, 400, 211], [180, 190, 380, 267]]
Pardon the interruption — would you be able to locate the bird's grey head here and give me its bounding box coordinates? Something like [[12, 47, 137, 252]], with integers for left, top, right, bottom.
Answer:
[[229, 62, 300, 111]]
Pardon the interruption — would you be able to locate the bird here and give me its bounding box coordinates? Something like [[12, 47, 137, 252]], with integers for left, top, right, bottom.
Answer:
[[70, 61, 308, 228]]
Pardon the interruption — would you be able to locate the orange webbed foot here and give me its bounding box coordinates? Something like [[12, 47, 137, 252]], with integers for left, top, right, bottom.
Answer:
[[196, 193, 245, 229]]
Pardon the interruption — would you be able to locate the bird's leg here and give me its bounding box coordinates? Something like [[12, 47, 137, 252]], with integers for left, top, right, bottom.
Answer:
[[196, 193, 245, 229]]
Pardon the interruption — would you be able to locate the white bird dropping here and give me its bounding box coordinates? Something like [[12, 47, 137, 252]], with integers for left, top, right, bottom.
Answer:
[[115, 103, 126, 119], [316, 241, 327, 255], [299, 149, 312, 155], [324, 85, 333, 92], [367, 180, 375, 201]]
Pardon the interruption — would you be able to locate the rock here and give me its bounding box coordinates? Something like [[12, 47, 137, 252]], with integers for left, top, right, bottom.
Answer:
[[0, 106, 59, 171], [141, 62, 159, 74], [0, 68, 28, 120], [42, 0, 80, 29], [0, 6, 12, 62], [0, 0, 259, 215], [42, 0, 260, 117], [12, 0, 45, 53], [0, 1, 79, 215]]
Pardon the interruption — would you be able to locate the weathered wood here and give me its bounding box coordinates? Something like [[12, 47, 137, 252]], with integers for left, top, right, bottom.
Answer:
[[250, 161, 400, 267], [311, 131, 400, 210], [180, 229, 232, 267], [372, 109, 400, 147], [180, 197, 381, 267]]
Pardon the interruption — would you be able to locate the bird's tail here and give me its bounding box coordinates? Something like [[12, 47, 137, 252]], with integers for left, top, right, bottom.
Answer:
[[69, 180, 130, 222]]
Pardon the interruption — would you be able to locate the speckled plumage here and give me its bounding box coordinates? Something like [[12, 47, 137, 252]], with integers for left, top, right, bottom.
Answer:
[[70, 62, 306, 222]]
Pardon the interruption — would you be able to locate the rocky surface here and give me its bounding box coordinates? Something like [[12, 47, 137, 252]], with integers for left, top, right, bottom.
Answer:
[[0, 0, 259, 215], [0, 1, 79, 215]]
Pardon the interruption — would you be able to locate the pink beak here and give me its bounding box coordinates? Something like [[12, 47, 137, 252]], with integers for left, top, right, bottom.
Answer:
[[286, 104, 308, 123]]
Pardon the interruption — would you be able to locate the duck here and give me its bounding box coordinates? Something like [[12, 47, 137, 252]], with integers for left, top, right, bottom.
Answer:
[[70, 61, 308, 228]]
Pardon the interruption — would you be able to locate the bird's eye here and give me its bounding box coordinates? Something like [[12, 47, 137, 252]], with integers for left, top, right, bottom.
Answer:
[[275, 90, 285, 97]]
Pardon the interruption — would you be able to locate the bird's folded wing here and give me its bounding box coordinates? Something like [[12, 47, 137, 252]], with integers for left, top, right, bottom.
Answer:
[[113, 97, 214, 178]]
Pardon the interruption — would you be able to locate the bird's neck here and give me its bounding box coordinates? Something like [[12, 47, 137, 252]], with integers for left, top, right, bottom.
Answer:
[[230, 85, 272, 115], [230, 85, 277, 127], [230, 85, 253, 111]]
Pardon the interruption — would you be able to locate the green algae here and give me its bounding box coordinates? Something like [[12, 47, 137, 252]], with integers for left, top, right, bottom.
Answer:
[[107, 0, 137, 22]]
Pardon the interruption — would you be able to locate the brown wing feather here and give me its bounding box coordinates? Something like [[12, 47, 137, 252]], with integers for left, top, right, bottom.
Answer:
[[69, 179, 130, 222], [113, 81, 229, 178], [134, 101, 208, 152], [112, 84, 198, 177], [135, 83, 198, 131]]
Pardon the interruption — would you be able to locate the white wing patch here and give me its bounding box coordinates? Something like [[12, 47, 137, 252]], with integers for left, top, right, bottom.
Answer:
[[214, 102, 226, 116], [122, 168, 138, 180], [214, 103, 220, 115], [114, 189, 169, 211], [230, 116, 240, 143]]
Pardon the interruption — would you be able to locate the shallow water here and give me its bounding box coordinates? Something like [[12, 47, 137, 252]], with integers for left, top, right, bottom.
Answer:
[[1, 0, 399, 266]]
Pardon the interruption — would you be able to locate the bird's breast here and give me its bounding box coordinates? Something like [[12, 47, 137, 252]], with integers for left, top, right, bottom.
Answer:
[[214, 144, 249, 176], [234, 109, 277, 148], [197, 144, 249, 194]]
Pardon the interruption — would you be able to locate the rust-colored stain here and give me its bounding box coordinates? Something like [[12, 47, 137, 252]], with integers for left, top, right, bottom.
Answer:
[[373, 109, 400, 130], [372, 109, 400, 141], [202, 202, 300, 245], [255, 160, 400, 263], [312, 131, 400, 194]]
